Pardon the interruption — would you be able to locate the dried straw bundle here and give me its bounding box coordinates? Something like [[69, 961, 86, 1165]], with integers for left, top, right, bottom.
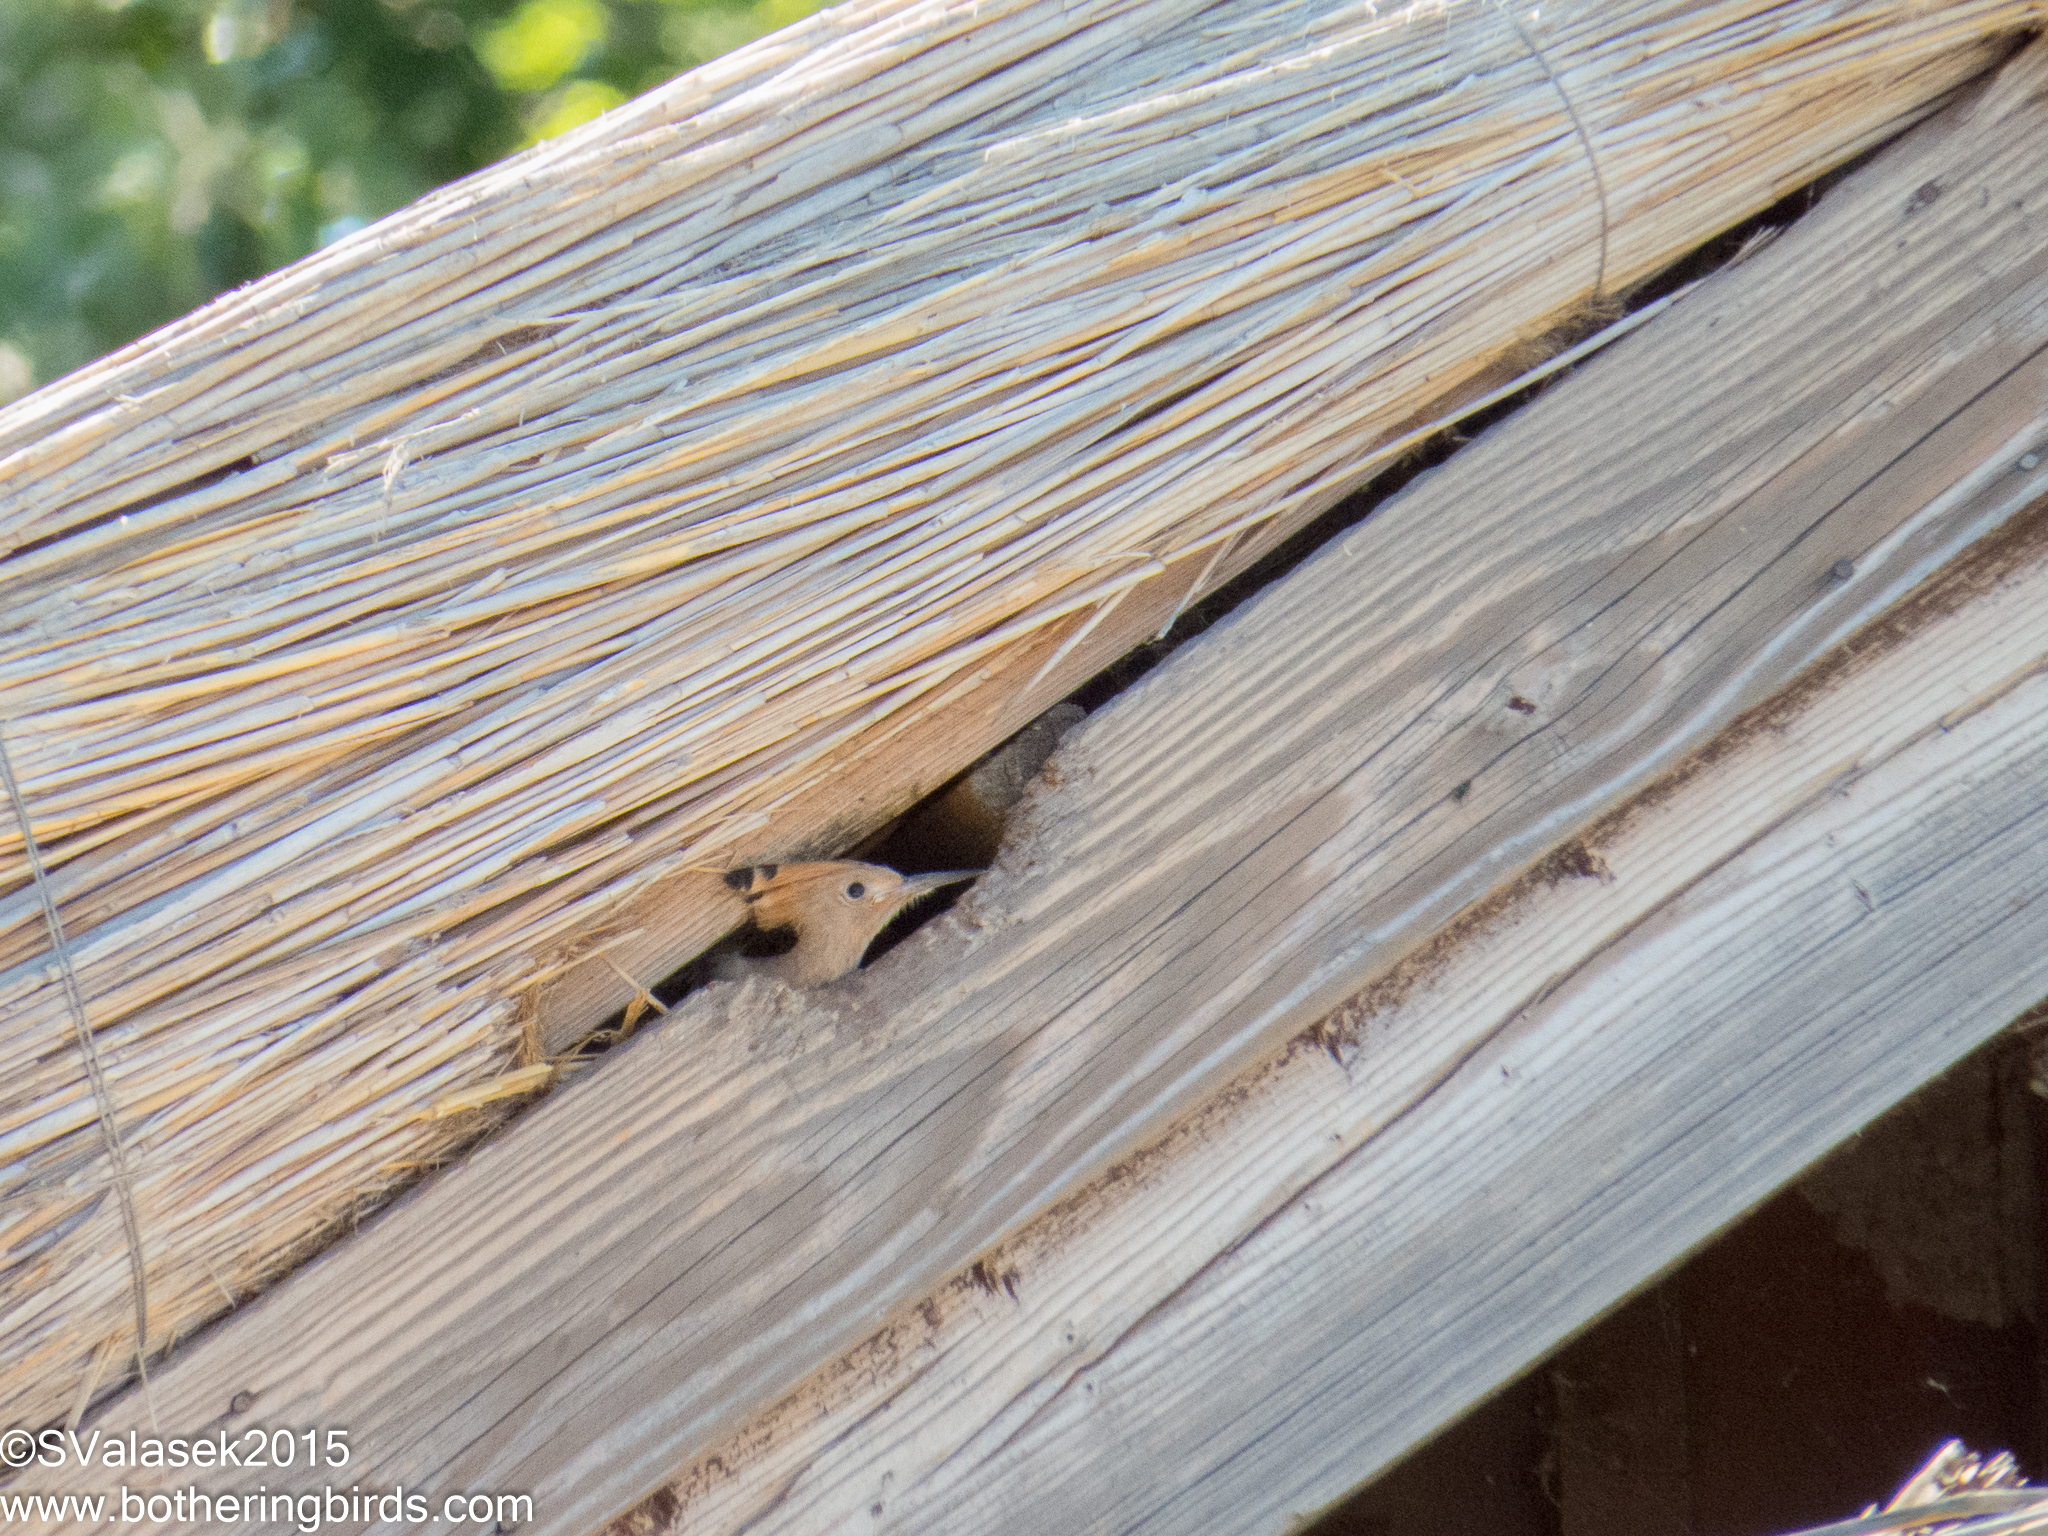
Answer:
[[1776, 1441, 2048, 1536], [0, 0, 2035, 1430]]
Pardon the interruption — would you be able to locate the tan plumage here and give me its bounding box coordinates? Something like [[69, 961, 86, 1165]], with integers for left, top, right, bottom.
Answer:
[[720, 860, 978, 985]]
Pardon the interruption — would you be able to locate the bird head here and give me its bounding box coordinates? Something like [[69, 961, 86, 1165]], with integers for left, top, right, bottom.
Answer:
[[721, 860, 979, 984]]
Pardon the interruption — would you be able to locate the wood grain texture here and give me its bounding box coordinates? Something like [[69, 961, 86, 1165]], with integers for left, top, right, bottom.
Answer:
[[4, 0, 2038, 1425], [39, 39, 2048, 1536]]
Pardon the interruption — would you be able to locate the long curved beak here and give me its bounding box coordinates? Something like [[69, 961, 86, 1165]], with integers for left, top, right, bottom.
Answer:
[[892, 869, 981, 906]]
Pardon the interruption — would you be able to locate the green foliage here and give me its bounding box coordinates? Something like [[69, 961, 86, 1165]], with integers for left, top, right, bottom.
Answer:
[[0, 0, 822, 402]]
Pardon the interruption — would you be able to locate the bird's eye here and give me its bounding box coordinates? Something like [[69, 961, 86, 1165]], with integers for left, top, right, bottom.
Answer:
[[845, 881, 865, 899]]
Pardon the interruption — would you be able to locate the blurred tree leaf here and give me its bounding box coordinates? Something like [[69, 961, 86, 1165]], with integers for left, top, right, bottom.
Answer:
[[0, 0, 825, 403], [475, 0, 606, 92]]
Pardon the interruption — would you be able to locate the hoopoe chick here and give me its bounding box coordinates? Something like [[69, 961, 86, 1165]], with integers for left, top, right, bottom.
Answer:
[[719, 861, 978, 985]]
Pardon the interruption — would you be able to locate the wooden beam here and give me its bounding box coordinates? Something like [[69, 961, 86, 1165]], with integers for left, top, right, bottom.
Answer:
[[44, 38, 2048, 1536]]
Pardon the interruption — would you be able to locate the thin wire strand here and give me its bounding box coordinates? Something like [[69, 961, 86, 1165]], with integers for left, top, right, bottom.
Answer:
[[0, 722, 158, 1430], [1505, 4, 1612, 300]]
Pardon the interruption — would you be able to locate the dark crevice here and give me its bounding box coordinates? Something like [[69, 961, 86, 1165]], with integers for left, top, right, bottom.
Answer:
[[415, 322, 568, 390], [1097, 362, 1248, 444], [8, 323, 572, 580], [1068, 160, 1874, 711], [6, 454, 258, 566]]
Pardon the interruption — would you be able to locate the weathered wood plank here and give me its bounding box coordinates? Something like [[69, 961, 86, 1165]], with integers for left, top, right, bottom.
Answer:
[[931, 658, 2048, 1535], [42, 37, 2048, 1536]]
